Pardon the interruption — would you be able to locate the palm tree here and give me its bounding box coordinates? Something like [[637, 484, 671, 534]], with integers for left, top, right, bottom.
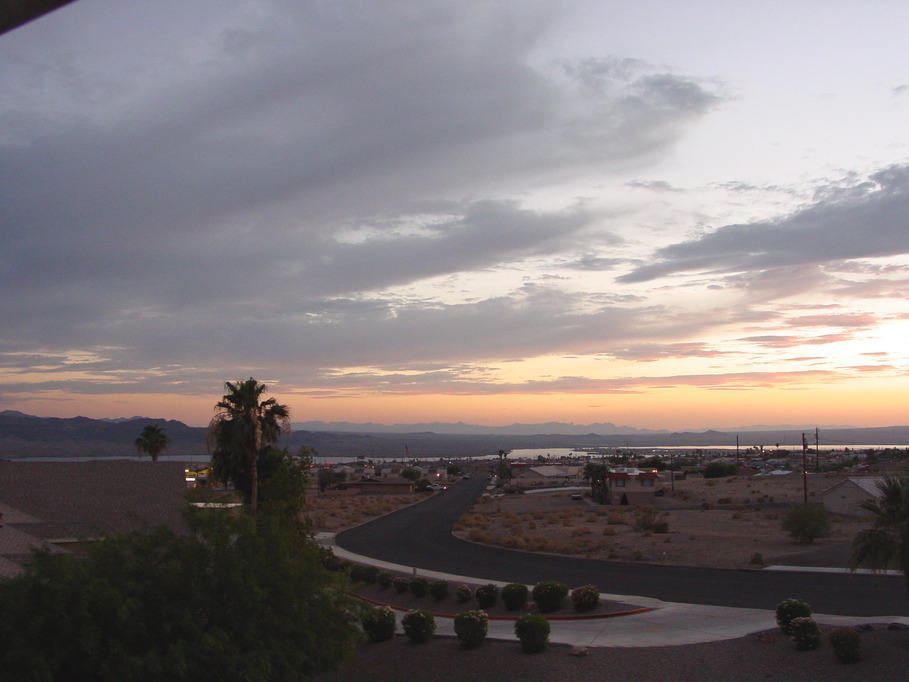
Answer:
[[134, 424, 170, 463], [849, 475, 909, 594], [582, 461, 610, 504], [207, 378, 291, 514]]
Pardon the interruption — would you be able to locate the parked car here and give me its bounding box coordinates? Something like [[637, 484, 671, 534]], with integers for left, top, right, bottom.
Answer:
[[570, 493, 583, 500]]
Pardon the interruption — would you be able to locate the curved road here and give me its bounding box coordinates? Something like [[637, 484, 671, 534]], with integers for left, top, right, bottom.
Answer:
[[336, 479, 909, 617]]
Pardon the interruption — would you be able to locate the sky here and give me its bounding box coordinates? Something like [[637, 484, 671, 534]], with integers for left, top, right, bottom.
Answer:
[[1, 0, 908, 430]]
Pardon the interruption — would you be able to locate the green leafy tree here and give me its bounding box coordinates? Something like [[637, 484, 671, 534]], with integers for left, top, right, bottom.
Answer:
[[703, 461, 737, 478], [134, 424, 170, 463], [257, 445, 314, 519], [207, 378, 290, 514], [782, 503, 831, 543], [850, 475, 909, 594], [400, 467, 421, 481], [0, 512, 361, 681]]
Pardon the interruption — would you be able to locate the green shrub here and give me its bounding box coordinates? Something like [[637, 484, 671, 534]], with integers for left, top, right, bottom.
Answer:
[[634, 506, 658, 531], [453, 610, 488, 648], [361, 605, 396, 643], [376, 572, 393, 589], [401, 609, 436, 644], [429, 580, 449, 601], [501, 583, 529, 611], [392, 577, 410, 594], [782, 503, 831, 544], [515, 614, 550, 653], [704, 462, 737, 478], [532, 581, 569, 613], [776, 598, 812, 634], [570, 585, 600, 613], [789, 617, 821, 651], [828, 627, 861, 663], [455, 584, 473, 604], [409, 576, 429, 598], [349, 563, 379, 585], [475, 583, 499, 609]]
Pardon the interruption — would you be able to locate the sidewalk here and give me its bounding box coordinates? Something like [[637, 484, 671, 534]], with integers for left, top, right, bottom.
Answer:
[[320, 534, 909, 648]]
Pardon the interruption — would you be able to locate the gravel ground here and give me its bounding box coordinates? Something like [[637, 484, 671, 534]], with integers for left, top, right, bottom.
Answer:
[[317, 625, 909, 682]]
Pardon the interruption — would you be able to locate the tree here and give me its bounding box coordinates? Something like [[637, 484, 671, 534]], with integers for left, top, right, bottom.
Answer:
[[134, 424, 170, 463], [782, 502, 831, 543], [850, 475, 909, 594], [0, 511, 362, 681], [207, 378, 290, 514], [583, 462, 610, 504], [703, 461, 737, 478]]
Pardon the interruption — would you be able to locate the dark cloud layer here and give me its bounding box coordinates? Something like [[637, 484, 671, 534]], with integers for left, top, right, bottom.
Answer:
[[0, 0, 723, 399]]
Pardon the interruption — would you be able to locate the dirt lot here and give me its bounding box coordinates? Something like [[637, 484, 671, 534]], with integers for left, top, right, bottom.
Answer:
[[304, 491, 429, 532], [453, 472, 868, 569], [307, 472, 871, 570]]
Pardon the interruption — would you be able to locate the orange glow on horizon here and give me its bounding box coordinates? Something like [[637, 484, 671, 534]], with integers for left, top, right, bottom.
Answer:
[[7, 378, 907, 431]]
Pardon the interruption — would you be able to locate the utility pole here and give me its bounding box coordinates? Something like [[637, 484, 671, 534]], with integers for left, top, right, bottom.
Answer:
[[801, 433, 808, 505], [735, 435, 740, 468]]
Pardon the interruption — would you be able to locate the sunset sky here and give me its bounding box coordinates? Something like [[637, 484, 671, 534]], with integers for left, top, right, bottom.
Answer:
[[2, 1, 908, 430]]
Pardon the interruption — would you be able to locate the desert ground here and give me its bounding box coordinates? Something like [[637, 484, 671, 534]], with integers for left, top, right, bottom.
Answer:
[[309, 472, 909, 681], [307, 471, 870, 570], [453, 472, 869, 569]]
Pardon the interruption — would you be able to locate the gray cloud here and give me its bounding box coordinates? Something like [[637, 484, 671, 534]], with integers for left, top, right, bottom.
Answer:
[[620, 165, 909, 283], [0, 0, 724, 400]]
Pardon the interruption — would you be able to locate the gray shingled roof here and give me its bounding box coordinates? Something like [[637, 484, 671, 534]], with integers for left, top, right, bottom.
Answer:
[[0, 460, 189, 576]]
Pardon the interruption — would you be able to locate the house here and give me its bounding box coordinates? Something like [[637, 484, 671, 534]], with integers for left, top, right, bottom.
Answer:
[[512, 465, 583, 488], [606, 468, 661, 505], [0, 460, 189, 578], [821, 477, 884, 517], [338, 476, 414, 495]]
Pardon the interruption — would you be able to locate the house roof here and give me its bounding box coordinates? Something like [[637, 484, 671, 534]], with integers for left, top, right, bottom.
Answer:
[[821, 477, 885, 498], [0, 460, 189, 576], [344, 476, 413, 486]]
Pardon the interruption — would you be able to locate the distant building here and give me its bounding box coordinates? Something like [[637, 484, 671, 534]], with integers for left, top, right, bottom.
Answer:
[[337, 476, 414, 495], [512, 465, 582, 488], [607, 468, 660, 505], [821, 477, 884, 517]]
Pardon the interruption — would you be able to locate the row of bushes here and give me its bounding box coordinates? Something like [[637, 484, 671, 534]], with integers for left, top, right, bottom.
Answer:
[[361, 605, 551, 652], [776, 598, 862, 663], [364, 572, 600, 614]]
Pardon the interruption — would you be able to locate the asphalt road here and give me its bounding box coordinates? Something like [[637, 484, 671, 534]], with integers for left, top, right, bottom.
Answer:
[[335, 478, 909, 617]]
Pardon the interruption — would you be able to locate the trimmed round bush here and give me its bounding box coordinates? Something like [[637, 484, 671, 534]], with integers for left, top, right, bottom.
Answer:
[[454, 610, 489, 648], [789, 617, 821, 651], [392, 576, 411, 594], [429, 580, 450, 601], [570, 585, 600, 613], [776, 598, 812, 635], [828, 627, 861, 663], [515, 614, 550, 653], [532, 581, 569, 614], [502, 583, 529, 611], [401, 609, 436, 644], [409, 576, 429, 598], [455, 584, 473, 604], [475, 583, 499, 609], [361, 605, 396, 643], [377, 572, 393, 589]]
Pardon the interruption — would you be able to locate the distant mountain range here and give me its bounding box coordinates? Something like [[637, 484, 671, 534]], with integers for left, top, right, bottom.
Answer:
[[1, 411, 907, 459], [289, 420, 665, 436]]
